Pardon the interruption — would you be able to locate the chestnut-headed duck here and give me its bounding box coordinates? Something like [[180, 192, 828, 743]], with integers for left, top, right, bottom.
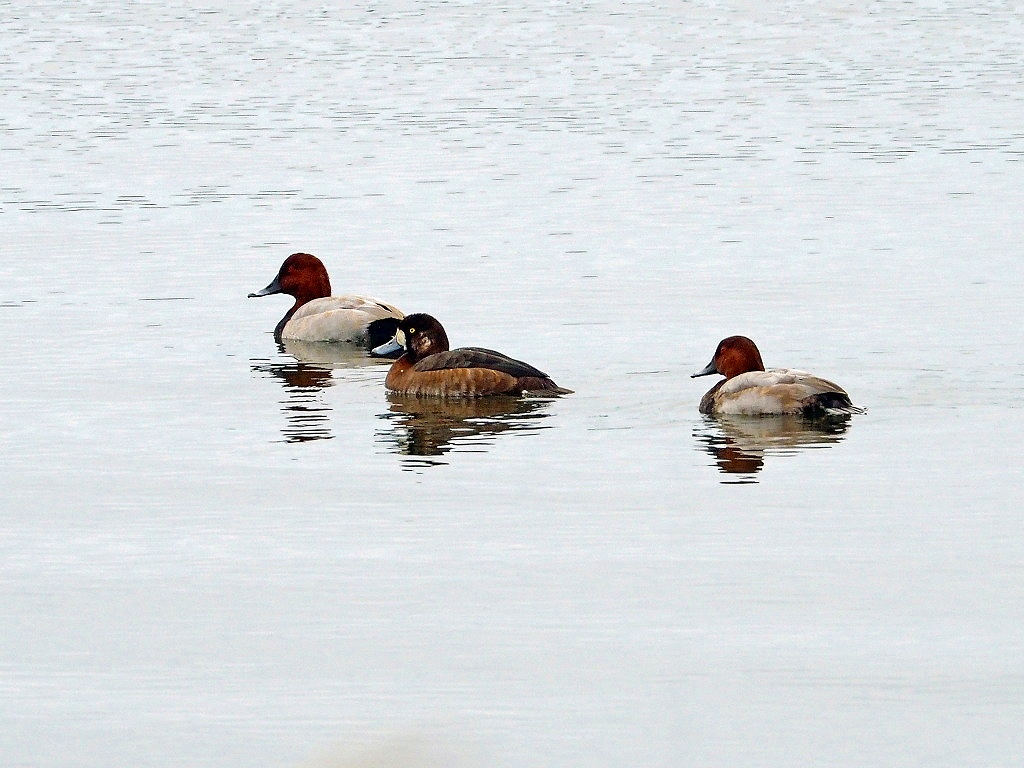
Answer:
[[371, 313, 572, 397], [692, 335, 863, 416], [249, 252, 404, 348]]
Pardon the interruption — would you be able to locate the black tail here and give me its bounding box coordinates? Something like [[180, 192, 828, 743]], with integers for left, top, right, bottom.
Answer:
[[803, 392, 865, 417]]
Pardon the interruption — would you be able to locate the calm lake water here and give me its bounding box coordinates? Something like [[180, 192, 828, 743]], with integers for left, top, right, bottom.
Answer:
[[3, 2, 1023, 766]]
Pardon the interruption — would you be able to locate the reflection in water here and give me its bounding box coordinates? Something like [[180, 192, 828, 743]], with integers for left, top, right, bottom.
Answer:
[[280, 338, 392, 368], [252, 343, 392, 443], [251, 357, 336, 443], [378, 393, 555, 469], [695, 414, 852, 483]]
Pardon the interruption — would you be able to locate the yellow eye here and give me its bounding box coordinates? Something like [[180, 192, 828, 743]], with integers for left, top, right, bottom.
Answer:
[[408, 327, 416, 334]]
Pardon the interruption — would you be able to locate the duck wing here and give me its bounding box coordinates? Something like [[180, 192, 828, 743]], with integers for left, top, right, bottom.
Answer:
[[718, 368, 861, 415], [285, 296, 404, 343], [412, 347, 551, 379], [291, 295, 403, 322], [719, 368, 841, 395]]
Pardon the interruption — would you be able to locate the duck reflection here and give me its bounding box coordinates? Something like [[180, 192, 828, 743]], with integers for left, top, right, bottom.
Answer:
[[251, 341, 391, 443], [281, 338, 397, 367], [695, 414, 852, 482], [251, 358, 336, 442], [378, 393, 555, 468]]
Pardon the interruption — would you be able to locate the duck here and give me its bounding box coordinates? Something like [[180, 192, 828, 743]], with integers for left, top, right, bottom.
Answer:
[[249, 252, 404, 348], [371, 313, 572, 397], [691, 335, 863, 416]]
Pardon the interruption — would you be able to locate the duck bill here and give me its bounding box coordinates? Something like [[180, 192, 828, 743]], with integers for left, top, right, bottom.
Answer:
[[691, 359, 719, 378], [371, 337, 404, 358], [248, 275, 282, 298]]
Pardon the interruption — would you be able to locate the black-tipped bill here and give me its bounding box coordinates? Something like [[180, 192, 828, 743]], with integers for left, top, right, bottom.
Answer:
[[691, 359, 719, 378], [371, 337, 404, 358], [248, 275, 282, 298]]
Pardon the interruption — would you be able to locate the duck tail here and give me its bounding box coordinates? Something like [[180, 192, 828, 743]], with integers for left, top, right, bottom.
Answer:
[[519, 377, 573, 396], [545, 386, 575, 396], [805, 392, 865, 416], [825, 403, 866, 416]]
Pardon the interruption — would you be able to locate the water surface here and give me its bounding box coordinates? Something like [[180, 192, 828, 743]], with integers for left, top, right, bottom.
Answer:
[[2, 2, 1023, 766]]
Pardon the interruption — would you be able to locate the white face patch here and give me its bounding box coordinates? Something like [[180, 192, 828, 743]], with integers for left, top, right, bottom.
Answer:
[[395, 328, 407, 348]]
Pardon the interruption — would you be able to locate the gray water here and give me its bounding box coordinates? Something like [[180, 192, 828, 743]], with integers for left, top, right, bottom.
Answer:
[[3, 2, 1023, 766]]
